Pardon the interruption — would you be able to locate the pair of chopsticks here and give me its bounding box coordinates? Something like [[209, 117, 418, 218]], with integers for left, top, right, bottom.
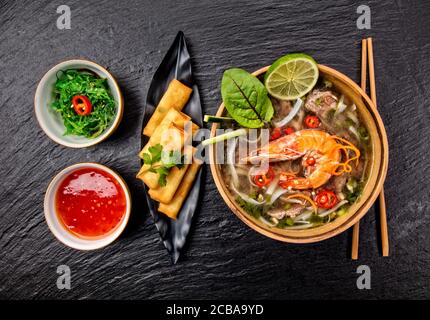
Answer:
[[351, 38, 389, 259]]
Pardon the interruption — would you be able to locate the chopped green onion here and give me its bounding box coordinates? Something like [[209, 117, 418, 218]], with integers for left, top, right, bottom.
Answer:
[[346, 177, 358, 193], [284, 203, 292, 210], [336, 207, 348, 217], [281, 223, 315, 230], [323, 79, 333, 88], [201, 128, 247, 146], [346, 111, 359, 125], [204, 115, 234, 123], [318, 200, 349, 218], [286, 217, 294, 226], [335, 95, 347, 114]]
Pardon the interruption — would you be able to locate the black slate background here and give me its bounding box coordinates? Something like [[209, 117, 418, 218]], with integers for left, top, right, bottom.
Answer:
[[1, 0, 430, 299]]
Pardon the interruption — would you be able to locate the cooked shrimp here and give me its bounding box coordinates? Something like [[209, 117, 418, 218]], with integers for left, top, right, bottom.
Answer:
[[243, 129, 360, 189]]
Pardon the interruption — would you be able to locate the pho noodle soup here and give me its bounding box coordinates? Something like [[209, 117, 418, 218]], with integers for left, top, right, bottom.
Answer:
[[218, 74, 372, 230]]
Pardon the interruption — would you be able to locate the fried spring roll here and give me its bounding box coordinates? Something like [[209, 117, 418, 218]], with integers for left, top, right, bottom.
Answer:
[[148, 147, 195, 204], [137, 124, 188, 189], [139, 109, 198, 159], [158, 159, 202, 219], [143, 79, 192, 137]]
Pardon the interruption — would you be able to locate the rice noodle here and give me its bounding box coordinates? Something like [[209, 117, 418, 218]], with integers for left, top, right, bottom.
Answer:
[[295, 220, 311, 225], [271, 217, 279, 225], [236, 167, 249, 176], [273, 98, 303, 128], [281, 223, 315, 230], [296, 108, 305, 126], [280, 197, 304, 205], [335, 95, 347, 114], [348, 125, 360, 140], [337, 192, 345, 200], [346, 111, 359, 125], [239, 130, 261, 144], [259, 216, 276, 227], [294, 210, 313, 222], [318, 200, 349, 218], [289, 107, 305, 131], [265, 176, 280, 196], [231, 183, 266, 206], [360, 156, 368, 182], [268, 188, 289, 205], [248, 165, 265, 176]]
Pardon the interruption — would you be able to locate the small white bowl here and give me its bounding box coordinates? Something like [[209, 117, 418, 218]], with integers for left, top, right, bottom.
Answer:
[[44, 162, 131, 250], [35, 59, 124, 148]]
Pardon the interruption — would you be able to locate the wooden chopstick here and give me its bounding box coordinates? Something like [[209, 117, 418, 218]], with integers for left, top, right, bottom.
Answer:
[[367, 37, 389, 257], [360, 39, 368, 92], [351, 38, 367, 260]]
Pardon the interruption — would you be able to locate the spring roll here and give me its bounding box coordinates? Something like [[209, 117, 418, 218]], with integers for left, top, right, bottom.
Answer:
[[158, 159, 202, 219], [139, 109, 198, 159], [148, 147, 195, 204], [142, 109, 190, 153], [143, 79, 192, 137], [137, 124, 187, 189]]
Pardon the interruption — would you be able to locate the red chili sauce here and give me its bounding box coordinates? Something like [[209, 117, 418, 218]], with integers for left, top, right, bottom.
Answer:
[[56, 168, 127, 238]]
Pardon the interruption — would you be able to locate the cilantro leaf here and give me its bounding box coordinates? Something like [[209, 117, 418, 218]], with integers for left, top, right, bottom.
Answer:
[[142, 153, 152, 165], [148, 144, 162, 163], [142, 144, 188, 187], [156, 167, 170, 187]]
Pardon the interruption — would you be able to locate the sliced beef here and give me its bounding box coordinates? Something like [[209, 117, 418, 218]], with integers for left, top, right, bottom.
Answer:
[[267, 203, 304, 219], [305, 89, 338, 120]]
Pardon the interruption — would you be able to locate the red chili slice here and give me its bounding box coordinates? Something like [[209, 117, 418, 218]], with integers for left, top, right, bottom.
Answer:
[[304, 115, 320, 128], [253, 167, 275, 188], [270, 127, 282, 141], [315, 190, 338, 209], [306, 156, 316, 166], [72, 95, 92, 116], [283, 127, 295, 135]]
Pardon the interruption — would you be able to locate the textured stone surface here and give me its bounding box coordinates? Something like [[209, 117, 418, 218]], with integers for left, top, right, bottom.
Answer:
[[1, 0, 430, 299]]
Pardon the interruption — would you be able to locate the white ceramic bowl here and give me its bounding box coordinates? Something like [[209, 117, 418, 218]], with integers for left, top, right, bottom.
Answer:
[[44, 162, 131, 250], [35, 59, 124, 148]]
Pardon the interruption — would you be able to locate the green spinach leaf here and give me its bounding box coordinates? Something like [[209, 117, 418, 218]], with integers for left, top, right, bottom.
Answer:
[[221, 68, 274, 128]]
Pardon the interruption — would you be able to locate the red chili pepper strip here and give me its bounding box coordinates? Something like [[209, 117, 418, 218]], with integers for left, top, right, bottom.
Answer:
[[72, 95, 92, 116]]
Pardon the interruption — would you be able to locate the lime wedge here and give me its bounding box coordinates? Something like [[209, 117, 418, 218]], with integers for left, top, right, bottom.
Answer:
[[264, 53, 319, 100]]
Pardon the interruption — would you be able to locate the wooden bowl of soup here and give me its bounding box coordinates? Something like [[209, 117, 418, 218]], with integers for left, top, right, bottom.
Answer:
[[209, 65, 388, 243]]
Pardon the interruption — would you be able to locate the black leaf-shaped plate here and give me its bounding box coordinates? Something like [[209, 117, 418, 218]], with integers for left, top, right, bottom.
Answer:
[[141, 31, 203, 264]]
